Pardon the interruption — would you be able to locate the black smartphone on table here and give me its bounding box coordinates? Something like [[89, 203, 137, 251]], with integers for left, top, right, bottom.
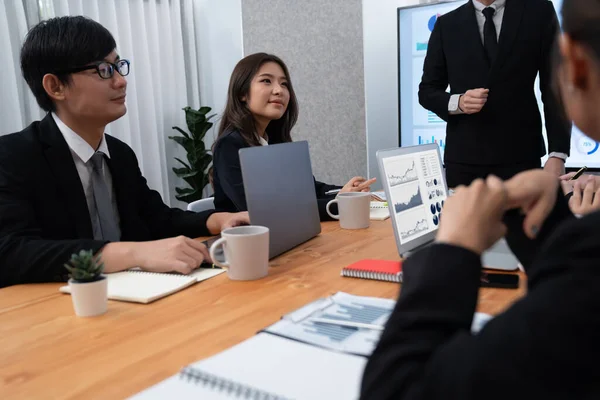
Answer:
[[200, 235, 224, 267], [480, 272, 519, 289]]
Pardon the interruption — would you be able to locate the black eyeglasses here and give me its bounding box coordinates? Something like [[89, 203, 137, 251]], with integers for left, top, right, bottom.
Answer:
[[57, 59, 130, 79]]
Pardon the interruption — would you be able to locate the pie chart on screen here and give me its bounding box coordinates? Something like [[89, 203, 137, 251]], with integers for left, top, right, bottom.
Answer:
[[428, 14, 441, 32], [576, 134, 599, 155]]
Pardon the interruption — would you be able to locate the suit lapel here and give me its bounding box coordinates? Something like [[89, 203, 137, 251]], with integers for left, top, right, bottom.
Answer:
[[38, 114, 93, 238], [489, 0, 525, 80]]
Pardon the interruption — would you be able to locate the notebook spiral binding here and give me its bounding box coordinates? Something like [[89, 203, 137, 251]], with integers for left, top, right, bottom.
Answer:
[[341, 269, 401, 283], [179, 367, 291, 400]]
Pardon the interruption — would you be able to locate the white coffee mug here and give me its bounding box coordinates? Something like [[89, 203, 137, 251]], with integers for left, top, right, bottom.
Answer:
[[209, 225, 270, 281], [326, 192, 371, 229]]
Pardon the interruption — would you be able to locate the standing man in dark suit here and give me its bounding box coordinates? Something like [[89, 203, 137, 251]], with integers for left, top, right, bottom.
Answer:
[[419, 0, 571, 188], [0, 16, 249, 288]]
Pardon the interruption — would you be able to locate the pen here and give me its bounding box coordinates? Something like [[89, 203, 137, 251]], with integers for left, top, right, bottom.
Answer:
[[570, 166, 588, 180], [325, 189, 341, 195], [309, 317, 385, 331]]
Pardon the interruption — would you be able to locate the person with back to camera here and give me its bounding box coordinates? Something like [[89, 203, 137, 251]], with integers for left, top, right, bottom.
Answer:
[[361, 1, 600, 398]]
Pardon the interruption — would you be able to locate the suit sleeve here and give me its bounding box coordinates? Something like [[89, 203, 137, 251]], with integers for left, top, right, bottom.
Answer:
[[539, 1, 571, 155], [0, 147, 108, 287], [212, 136, 248, 211], [314, 179, 341, 221], [418, 17, 451, 122], [126, 148, 216, 239], [361, 219, 600, 399]]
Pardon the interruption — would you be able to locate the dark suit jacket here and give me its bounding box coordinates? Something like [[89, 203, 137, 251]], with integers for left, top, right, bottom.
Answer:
[[0, 114, 215, 288], [419, 0, 571, 165], [360, 193, 600, 399], [212, 130, 341, 221]]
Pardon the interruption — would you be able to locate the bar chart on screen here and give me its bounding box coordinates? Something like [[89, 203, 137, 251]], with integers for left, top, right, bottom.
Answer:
[[417, 133, 445, 151]]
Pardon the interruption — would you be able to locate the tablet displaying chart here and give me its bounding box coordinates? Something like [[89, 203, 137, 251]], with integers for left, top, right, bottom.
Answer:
[[398, 0, 595, 169], [382, 148, 447, 245]]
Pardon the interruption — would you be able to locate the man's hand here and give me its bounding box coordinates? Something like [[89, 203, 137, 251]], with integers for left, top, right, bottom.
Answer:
[[458, 88, 489, 114], [339, 177, 377, 194], [504, 170, 559, 238], [206, 212, 250, 235], [436, 175, 507, 255], [101, 236, 211, 275], [543, 157, 566, 177], [222, 211, 250, 230], [569, 177, 600, 216], [134, 236, 211, 274]]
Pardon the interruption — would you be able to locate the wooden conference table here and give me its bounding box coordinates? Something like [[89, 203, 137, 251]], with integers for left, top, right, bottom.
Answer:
[[0, 220, 525, 399]]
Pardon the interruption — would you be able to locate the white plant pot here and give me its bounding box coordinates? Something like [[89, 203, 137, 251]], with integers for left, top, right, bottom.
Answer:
[[69, 277, 108, 317]]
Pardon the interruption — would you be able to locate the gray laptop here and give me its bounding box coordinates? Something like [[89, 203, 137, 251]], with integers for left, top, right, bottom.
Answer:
[[376, 143, 519, 271], [239, 141, 321, 259]]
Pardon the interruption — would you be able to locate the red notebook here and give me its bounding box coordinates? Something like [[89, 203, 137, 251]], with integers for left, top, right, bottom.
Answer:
[[341, 259, 403, 283]]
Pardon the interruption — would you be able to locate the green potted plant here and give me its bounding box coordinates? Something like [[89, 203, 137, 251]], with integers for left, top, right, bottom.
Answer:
[[65, 249, 107, 317], [169, 106, 216, 203]]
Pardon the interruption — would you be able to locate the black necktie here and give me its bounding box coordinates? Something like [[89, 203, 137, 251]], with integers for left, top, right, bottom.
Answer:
[[483, 7, 498, 64]]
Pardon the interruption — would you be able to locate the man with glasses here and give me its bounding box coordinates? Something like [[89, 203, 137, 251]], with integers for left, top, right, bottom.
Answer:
[[0, 16, 249, 287]]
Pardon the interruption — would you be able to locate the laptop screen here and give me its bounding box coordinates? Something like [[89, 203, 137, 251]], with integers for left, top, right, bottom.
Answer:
[[378, 144, 448, 251]]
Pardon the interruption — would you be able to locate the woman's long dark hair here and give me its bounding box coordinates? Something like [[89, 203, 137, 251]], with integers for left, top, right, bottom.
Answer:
[[551, 0, 600, 119], [562, 0, 600, 60], [216, 53, 299, 147]]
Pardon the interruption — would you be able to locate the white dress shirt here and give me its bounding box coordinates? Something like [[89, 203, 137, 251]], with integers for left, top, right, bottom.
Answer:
[[51, 113, 121, 230], [472, 0, 506, 42], [447, 0, 567, 161]]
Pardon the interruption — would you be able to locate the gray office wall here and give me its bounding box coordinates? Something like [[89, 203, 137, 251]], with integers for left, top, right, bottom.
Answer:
[[242, 0, 367, 185]]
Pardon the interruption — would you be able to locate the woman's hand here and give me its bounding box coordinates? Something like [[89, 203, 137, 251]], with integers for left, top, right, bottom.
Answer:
[[504, 170, 559, 238], [559, 172, 600, 195], [436, 175, 507, 255], [569, 176, 600, 216], [339, 176, 377, 194]]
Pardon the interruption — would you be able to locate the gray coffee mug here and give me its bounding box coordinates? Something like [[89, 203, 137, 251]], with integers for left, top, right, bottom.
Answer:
[[326, 192, 371, 229], [209, 225, 270, 281]]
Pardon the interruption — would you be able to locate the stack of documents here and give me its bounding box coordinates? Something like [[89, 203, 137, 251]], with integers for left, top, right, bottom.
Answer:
[[263, 292, 395, 356]]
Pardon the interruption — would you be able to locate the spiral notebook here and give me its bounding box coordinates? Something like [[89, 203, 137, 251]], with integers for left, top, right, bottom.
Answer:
[[341, 259, 402, 283], [59, 268, 225, 304], [129, 333, 367, 400]]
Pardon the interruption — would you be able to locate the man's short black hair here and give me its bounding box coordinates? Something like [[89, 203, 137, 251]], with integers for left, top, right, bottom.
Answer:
[[20, 16, 116, 112]]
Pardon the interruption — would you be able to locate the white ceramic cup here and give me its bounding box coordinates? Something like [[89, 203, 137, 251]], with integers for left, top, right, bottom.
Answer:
[[209, 225, 270, 281], [326, 192, 371, 229]]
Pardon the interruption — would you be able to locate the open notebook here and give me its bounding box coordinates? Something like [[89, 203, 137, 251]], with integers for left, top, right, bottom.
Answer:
[[130, 293, 493, 399], [59, 268, 225, 304], [370, 201, 390, 221], [129, 333, 367, 400]]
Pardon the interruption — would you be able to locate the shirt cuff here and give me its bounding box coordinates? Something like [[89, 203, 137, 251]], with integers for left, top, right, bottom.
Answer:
[[548, 152, 568, 161], [448, 94, 464, 115]]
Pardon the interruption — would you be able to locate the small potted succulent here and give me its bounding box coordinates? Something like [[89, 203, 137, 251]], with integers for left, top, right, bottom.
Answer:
[[65, 250, 108, 317]]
